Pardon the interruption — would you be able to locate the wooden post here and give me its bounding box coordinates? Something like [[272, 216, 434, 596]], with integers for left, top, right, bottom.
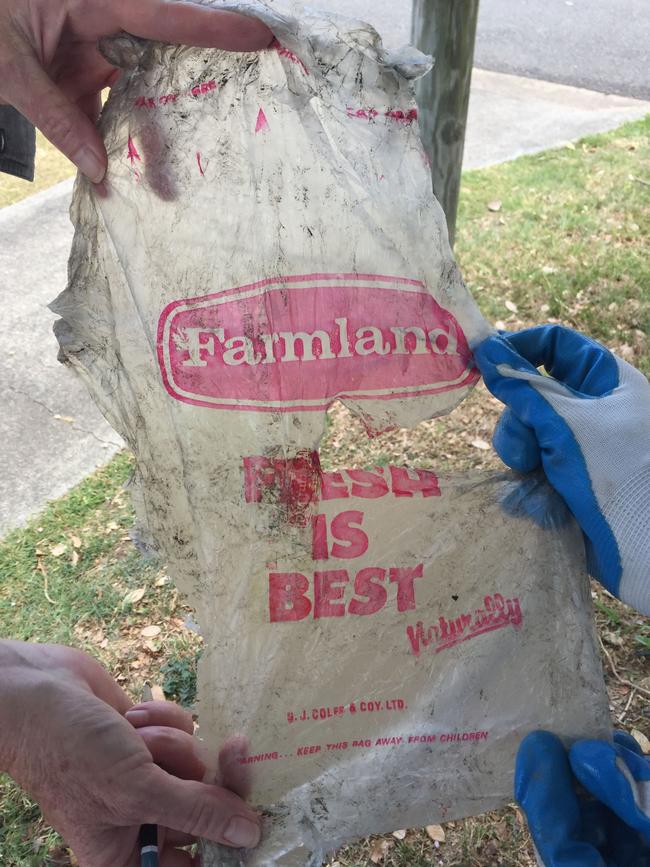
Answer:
[[412, 0, 480, 246]]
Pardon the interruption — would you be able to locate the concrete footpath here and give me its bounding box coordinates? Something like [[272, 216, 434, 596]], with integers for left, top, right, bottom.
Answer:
[[1, 70, 649, 536], [0, 181, 123, 535]]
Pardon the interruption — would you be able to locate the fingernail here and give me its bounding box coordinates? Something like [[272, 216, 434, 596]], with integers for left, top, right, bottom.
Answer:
[[223, 815, 261, 848], [75, 145, 106, 184], [125, 709, 149, 727]]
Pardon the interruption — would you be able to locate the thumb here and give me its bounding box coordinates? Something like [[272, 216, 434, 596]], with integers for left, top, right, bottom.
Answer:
[[492, 407, 541, 473], [570, 740, 650, 838], [8, 51, 106, 182], [144, 767, 262, 849], [515, 731, 602, 867]]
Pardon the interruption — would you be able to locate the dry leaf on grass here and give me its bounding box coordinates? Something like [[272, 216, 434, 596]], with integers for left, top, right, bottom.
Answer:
[[426, 825, 445, 842], [369, 839, 393, 863], [471, 439, 491, 451], [482, 841, 499, 858], [143, 640, 161, 654], [141, 625, 162, 638], [50, 542, 67, 557], [505, 299, 518, 313], [155, 575, 170, 587], [151, 684, 166, 702], [514, 806, 527, 827], [47, 844, 77, 866], [618, 344, 635, 362], [123, 587, 146, 606], [71, 550, 79, 567], [487, 200, 502, 212], [70, 534, 82, 548], [631, 729, 650, 754]]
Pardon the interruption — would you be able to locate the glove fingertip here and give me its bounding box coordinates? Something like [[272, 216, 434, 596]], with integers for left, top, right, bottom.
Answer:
[[569, 739, 615, 769], [568, 739, 641, 792], [515, 731, 597, 866], [515, 731, 567, 803], [570, 739, 650, 835], [613, 731, 645, 756]]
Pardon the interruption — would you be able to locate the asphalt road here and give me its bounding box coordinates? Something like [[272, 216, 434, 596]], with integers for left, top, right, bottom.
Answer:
[[475, 0, 650, 101], [318, 0, 650, 100]]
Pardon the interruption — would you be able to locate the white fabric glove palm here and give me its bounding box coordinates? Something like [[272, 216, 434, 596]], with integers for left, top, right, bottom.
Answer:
[[474, 326, 650, 614]]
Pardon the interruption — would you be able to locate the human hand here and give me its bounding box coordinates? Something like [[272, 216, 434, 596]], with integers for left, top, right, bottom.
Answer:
[[515, 730, 650, 866], [473, 325, 650, 615], [0, 640, 261, 867], [0, 0, 272, 182]]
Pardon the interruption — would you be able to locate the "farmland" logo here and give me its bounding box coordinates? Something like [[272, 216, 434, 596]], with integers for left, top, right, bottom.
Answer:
[[157, 273, 478, 411]]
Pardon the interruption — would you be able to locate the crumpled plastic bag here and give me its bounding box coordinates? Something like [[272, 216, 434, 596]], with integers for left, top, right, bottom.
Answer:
[[51, 2, 610, 864]]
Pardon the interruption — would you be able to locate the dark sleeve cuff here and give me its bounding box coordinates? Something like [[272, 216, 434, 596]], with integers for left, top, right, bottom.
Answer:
[[0, 106, 36, 181]]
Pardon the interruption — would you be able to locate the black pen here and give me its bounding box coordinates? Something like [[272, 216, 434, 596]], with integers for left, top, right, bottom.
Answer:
[[139, 822, 159, 867], [139, 684, 159, 867]]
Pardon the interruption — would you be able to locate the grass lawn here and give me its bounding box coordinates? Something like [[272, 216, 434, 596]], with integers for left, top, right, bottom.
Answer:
[[0, 116, 649, 866], [0, 132, 76, 209]]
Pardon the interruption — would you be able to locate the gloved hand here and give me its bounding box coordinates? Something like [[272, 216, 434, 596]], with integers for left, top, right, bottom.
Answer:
[[515, 730, 650, 867], [473, 325, 650, 615]]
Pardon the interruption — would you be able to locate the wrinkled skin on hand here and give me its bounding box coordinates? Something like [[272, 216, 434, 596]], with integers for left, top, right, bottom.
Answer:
[[0, 0, 272, 181], [0, 641, 261, 867]]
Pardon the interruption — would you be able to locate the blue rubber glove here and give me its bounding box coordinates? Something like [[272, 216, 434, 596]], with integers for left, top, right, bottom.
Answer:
[[515, 730, 650, 867], [473, 326, 650, 615]]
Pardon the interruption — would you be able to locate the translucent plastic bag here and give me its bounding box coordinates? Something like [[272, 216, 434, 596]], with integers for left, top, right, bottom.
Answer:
[[52, 3, 610, 864]]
